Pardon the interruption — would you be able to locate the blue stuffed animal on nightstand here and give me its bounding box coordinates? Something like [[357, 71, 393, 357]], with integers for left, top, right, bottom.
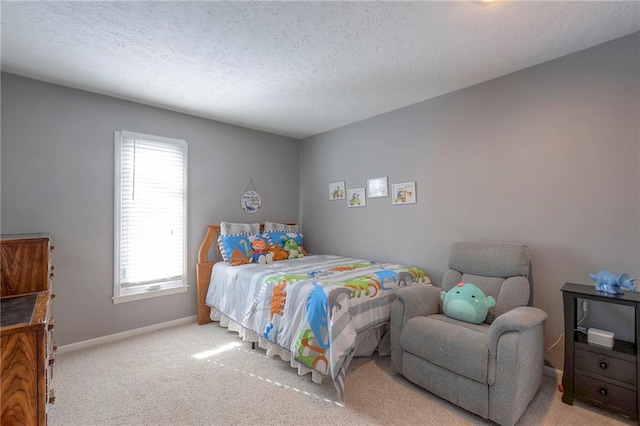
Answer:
[[589, 270, 637, 295]]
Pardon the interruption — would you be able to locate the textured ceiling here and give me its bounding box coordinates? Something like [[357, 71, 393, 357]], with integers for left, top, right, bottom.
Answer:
[[1, 1, 639, 139]]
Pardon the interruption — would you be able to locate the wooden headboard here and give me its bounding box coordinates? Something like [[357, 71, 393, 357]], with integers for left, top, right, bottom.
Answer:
[[196, 224, 296, 325], [196, 225, 221, 325]]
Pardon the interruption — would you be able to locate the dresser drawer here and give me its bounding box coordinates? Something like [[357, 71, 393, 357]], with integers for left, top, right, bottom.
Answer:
[[575, 348, 636, 385], [0, 235, 51, 296], [574, 373, 637, 419]]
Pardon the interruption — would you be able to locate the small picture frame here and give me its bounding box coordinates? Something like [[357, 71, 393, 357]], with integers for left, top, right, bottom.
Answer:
[[367, 176, 388, 198], [329, 181, 346, 200], [347, 187, 366, 207], [392, 181, 416, 205]]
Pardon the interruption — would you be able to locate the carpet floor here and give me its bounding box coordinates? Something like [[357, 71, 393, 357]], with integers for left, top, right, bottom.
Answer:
[[48, 322, 634, 425]]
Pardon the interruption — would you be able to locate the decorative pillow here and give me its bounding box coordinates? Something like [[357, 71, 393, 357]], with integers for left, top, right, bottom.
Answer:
[[218, 234, 253, 265], [220, 222, 260, 236], [263, 221, 299, 233], [263, 231, 304, 249], [440, 282, 496, 324]]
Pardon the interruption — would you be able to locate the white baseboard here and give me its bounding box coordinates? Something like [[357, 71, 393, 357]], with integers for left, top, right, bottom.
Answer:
[[544, 365, 562, 385], [57, 315, 197, 355], [58, 318, 569, 383]]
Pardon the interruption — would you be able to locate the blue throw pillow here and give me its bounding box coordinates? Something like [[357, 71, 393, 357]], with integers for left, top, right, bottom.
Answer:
[[218, 234, 253, 265]]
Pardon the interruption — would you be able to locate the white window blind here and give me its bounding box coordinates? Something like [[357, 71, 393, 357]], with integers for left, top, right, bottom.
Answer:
[[114, 131, 188, 303]]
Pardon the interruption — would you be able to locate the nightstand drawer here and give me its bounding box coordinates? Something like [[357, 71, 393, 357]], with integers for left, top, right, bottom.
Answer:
[[575, 373, 636, 419], [575, 348, 636, 385]]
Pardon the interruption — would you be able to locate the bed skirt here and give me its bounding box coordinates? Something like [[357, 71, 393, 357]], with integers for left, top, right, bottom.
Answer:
[[209, 307, 390, 385]]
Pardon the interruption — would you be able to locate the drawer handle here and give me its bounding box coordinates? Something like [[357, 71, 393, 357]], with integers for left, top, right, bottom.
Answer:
[[599, 388, 608, 396], [599, 361, 608, 370]]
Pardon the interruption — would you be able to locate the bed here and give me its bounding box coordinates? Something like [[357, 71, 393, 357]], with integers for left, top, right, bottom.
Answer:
[[196, 223, 429, 400]]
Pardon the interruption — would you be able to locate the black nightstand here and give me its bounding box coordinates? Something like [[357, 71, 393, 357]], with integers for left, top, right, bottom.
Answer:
[[561, 282, 639, 422]]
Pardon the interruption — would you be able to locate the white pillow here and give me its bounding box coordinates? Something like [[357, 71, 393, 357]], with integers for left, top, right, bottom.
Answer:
[[220, 222, 260, 236], [263, 221, 299, 233]]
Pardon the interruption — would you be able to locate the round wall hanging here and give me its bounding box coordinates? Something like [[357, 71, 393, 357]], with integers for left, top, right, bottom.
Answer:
[[241, 179, 261, 213]]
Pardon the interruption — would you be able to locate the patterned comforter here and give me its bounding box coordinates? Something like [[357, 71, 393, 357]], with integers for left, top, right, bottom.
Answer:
[[205, 254, 427, 400]]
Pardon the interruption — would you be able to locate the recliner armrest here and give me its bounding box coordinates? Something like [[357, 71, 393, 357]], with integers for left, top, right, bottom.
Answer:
[[395, 285, 441, 321], [487, 306, 548, 356], [390, 285, 441, 373]]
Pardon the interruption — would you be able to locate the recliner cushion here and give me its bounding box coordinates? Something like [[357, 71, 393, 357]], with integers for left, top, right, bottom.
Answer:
[[401, 314, 492, 384], [448, 241, 530, 278]]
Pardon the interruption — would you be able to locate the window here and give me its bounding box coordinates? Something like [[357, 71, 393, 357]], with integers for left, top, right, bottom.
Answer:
[[114, 131, 188, 303]]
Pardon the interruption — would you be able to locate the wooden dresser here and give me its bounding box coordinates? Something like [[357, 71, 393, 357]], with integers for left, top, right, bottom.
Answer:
[[1, 234, 56, 426]]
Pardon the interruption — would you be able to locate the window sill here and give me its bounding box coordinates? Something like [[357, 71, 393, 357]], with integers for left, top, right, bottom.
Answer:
[[112, 285, 189, 304]]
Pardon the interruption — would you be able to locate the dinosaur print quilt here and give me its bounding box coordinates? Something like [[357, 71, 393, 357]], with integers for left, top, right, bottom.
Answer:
[[205, 254, 428, 400]]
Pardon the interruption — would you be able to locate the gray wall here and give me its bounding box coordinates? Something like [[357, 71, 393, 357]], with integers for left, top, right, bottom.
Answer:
[[299, 33, 640, 370], [2, 33, 638, 370], [1, 73, 299, 345]]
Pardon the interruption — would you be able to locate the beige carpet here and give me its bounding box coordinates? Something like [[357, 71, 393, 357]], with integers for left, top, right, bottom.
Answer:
[[49, 322, 634, 426]]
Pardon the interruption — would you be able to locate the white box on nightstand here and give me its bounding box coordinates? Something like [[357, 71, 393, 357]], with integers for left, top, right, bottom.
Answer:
[[587, 328, 614, 348]]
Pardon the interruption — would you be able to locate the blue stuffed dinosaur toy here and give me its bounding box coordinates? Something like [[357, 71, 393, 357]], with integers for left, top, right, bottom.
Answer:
[[440, 282, 496, 324], [589, 270, 637, 295]]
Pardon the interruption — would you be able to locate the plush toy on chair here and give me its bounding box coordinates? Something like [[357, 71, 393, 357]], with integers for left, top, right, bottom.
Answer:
[[441, 282, 496, 324]]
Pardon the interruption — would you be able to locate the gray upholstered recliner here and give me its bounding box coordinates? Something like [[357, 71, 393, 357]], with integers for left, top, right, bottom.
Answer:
[[391, 242, 548, 426]]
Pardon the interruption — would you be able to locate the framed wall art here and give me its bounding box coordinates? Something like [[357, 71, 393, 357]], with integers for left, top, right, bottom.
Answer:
[[367, 176, 388, 198], [347, 187, 366, 207], [392, 181, 416, 205], [329, 181, 346, 200]]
